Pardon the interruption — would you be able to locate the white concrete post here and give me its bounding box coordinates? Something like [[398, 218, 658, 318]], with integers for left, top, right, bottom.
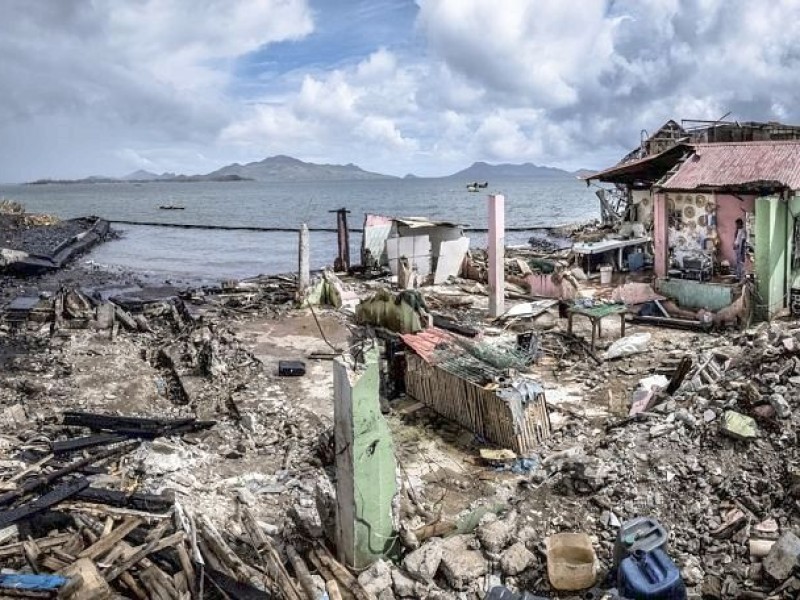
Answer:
[[488, 194, 505, 318], [298, 223, 310, 293]]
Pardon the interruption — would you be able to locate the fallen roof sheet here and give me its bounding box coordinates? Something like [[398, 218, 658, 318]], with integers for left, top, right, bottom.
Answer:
[[400, 327, 458, 362], [659, 141, 800, 191]]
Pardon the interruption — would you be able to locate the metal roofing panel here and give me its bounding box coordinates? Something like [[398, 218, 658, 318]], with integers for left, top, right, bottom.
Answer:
[[400, 327, 458, 362], [660, 141, 800, 190]]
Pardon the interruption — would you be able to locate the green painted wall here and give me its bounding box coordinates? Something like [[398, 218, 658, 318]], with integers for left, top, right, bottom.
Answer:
[[655, 278, 733, 311], [755, 196, 788, 320], [788, 197, 800, 289], [333, 347, 397, 569]]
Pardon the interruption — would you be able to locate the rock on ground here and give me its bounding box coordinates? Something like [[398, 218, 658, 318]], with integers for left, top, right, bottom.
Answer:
[[358, 559, 393, 596], [392, 568, 432, 598], [402, 537, 443, 582], [439, 535, 488, 590], [500, 541, 535, 576], [477, 514, 515, 554]]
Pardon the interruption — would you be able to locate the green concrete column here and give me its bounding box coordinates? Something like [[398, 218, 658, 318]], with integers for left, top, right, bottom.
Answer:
[[333, 345, 397, 569], [755, 196, 788, 320]]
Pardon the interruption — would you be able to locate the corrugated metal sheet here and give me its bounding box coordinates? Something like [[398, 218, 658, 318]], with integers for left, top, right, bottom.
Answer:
[[400, 327, 458, 362], [660, 141, 800, 191]]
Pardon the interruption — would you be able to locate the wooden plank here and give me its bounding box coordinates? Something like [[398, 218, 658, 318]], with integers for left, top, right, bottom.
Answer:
[[60, 557, 113, 600], [104, 531, 184, 582], [77, 517, 142, 560], [0, 533, 72, 559]]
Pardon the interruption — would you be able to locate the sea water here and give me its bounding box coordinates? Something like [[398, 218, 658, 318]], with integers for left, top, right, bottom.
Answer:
[[0, 177, 599, 283]]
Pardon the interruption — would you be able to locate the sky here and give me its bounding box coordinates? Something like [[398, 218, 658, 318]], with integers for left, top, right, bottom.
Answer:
[[2, 0, 800, 182]]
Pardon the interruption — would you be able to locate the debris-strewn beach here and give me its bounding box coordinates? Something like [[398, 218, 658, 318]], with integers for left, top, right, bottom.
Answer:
[[0, 164, 799, 600]]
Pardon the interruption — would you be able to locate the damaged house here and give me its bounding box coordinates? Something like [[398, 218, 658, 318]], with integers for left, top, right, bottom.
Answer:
[[587, 119, 800, 322], [361, 214, 470, 285]]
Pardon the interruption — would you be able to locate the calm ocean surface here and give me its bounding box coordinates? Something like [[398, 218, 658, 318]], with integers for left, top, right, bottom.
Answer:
[[0, 178, 599, 283]]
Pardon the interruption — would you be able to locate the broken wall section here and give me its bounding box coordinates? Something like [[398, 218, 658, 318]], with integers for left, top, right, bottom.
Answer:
[[333, 345, 398, 570]]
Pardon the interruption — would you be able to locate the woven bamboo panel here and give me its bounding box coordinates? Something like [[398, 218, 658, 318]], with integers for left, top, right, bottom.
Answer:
[[404, 353, 550, 453]]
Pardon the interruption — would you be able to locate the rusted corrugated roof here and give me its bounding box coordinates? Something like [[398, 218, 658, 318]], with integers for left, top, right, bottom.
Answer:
[[400, 327, 458, 362], [660, 141, 800, 191]]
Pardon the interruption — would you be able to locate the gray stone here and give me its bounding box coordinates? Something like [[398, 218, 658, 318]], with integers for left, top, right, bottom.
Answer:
[[358, 559, 393, 596], [392, 568, 431, 598], [377, 588, 396, 600], [500, 542, 534, 576], [763, 532, 800, 582], [439, 535, 488, 590], [402, 538, 443, 583], [768, 393, 792, 419], [477, 517, 514, 553]]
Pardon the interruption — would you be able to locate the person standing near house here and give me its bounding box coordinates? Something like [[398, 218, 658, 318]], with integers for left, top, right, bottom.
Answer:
[[734, 218, 747, 280]]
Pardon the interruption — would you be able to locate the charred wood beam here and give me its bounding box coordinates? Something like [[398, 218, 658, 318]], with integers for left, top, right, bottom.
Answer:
[[431, 314, 479, 338], [61, 411, 215, 438], [0, 442, 138, 509], [50, 433, 128, 455], [0, 478, 89, 529], [205, 567, 271, 600], [74, 487, 174, 513]]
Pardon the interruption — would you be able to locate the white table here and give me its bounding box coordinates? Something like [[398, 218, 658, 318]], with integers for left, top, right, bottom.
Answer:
[[572, 237, 651, 272]]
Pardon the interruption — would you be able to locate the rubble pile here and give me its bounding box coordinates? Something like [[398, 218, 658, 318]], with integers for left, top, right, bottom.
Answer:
[[0, 420, 360, 599], [2, 199, 799, 599]]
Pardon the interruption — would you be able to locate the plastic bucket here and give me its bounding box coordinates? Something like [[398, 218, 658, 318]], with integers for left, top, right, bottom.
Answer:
[[546, 533, 597, 591], [599, 265, 613, 285]]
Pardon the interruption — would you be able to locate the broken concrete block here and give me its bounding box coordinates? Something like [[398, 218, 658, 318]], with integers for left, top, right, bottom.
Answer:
[[377, 588, 396, 600], [477, 516, 514, 553], [763, 531, 800, 582], [402, 538, 443, 582], [357, 559, 393, 596], [1, 404, 27, 427], [768, 393, 792, 419], [720, 411, 758, 440], [392, 568, 432, 598], [500, 541, 534, 575], [439, 535, 488, 590]]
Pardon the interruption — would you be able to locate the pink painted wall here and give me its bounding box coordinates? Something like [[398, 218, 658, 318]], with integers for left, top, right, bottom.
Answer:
[[653, 192, 668, 277], [524, 273, 577, 300], [715, 193, 755, 266]]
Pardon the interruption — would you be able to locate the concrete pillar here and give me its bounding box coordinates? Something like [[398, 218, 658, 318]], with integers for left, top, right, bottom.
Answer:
[[653, 192, 668, 278], [488, 194, 505, 318], [333, 346, 397, 569], [298, 223, 310, 294]]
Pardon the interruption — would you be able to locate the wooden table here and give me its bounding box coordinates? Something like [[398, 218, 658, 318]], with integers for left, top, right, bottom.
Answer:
[[566, 303, 628, 351]]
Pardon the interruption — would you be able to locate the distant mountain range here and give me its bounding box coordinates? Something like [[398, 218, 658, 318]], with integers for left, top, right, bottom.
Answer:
[[27, 155, 590, 184], [447, 161, 583, 180]]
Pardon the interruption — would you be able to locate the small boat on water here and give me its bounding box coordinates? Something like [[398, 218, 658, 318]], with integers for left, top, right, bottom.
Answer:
[[159, 205, 185, 210], [466, 181, 488, 192]]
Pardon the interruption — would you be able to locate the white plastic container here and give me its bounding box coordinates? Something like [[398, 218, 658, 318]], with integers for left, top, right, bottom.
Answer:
[[599, 264, 613, 286]]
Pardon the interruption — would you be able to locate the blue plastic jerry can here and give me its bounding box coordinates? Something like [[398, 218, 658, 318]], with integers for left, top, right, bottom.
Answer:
[[485, 586, 549, 600], [617, 549, 686, 600]]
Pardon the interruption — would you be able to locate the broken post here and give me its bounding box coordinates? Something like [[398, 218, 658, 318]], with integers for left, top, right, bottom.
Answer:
[[298, 223, 310, 295], [333, 345, 397, 569], [488, 193, 505, 318], [329, 208, 351, 272]]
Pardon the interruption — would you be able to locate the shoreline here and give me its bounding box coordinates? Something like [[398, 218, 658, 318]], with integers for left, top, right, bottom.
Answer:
[[1, 207, 796, 597]]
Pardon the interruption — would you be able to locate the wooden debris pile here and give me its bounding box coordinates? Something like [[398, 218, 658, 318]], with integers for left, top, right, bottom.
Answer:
[[0, 409, 381, 599]]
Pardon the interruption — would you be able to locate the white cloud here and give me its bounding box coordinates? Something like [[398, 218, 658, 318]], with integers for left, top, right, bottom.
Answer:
[[4, 0, 800, 180], [0, 0, 314, 179]]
